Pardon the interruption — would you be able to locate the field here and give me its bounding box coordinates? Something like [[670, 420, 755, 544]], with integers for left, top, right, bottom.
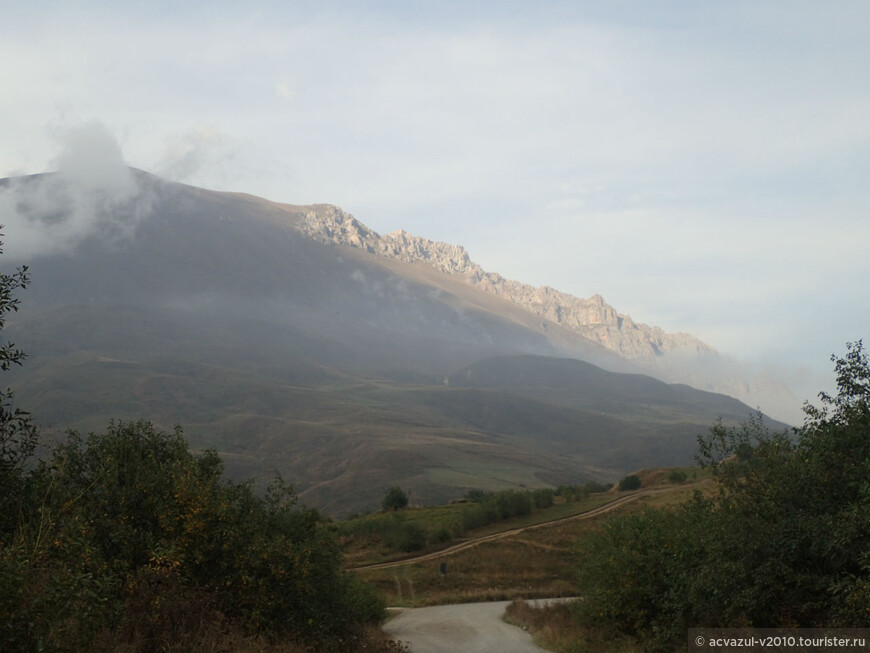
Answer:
[[346, 469, 711, 606]]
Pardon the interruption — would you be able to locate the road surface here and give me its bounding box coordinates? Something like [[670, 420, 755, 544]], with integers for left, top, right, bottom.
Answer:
[[383, 600, 563, 653]]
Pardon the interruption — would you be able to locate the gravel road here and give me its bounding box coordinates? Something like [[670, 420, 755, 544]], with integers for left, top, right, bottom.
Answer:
[[383, 600, 561, 653]]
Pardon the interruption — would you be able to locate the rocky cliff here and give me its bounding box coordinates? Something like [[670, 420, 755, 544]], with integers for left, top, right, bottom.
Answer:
[[297, 205, 715, 362]]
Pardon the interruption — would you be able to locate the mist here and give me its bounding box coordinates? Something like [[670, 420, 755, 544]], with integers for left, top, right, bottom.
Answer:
[[0, 123, 149, 261]]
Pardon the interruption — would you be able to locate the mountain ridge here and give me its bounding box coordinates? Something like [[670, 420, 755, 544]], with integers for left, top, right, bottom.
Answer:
[[0, 170, 790, 514], [296, 204, 713, 362]]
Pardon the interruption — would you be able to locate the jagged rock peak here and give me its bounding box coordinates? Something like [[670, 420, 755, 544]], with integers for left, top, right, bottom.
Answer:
[[295, 205, 714, 361]]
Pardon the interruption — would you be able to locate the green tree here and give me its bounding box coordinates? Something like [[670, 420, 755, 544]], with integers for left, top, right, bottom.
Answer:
[[576, 342, 870, 649], [0, 235, 36, 539], [2, 420, 386, 650], [382, 486, 409, 511], [618, 474, 641, 491]]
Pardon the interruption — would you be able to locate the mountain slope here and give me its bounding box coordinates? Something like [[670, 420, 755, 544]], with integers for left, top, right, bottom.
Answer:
[[1, 169, 779, 515]]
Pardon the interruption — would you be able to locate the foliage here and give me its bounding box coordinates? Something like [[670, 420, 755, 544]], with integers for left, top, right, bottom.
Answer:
[[459, 489, 533, 531], [0, 245, 37, 539], [341, 486, 565, 558], [582, 480, 613, 494], [667, 469, 687, 484], [0, 421, 385, 651], [381, 486, 409, 511], [576, 342, 870, 650], [617, 474, 641, 491], [385, 515, 427, 553], [505, 598, 641, 653]]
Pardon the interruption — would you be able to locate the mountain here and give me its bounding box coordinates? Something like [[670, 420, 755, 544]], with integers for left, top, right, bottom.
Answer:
[[300, 211, 712, 362], [0, 169, 785, 515]]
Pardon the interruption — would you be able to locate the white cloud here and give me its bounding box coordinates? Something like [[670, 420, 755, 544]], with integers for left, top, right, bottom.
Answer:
[[0, 122, 148, 261]]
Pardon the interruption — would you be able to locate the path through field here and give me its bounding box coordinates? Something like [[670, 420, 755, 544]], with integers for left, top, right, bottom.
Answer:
[[352, 490, 648, 571]]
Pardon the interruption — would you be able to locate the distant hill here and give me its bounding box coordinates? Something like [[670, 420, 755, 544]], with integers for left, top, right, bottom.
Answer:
[[1, 169, 785, 515]]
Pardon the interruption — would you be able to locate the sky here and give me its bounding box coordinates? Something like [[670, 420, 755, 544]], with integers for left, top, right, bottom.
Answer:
[[1, 0, 868, 404]]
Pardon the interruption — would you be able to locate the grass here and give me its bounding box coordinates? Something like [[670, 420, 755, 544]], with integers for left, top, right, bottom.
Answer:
[[504, 599, 642, 653], [351, 472, 709, 607], [11, 306, 746, 519], [340, 492, 620, 568], [424, 461, 552, 492]]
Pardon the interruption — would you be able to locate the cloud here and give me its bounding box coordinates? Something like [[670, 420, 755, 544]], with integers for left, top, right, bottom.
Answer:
[[0, 122, 148, 261], [154, 125, 238, 187]]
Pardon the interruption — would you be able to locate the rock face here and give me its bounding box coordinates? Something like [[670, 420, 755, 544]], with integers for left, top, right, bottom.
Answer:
[[298, 206, 714, 362]]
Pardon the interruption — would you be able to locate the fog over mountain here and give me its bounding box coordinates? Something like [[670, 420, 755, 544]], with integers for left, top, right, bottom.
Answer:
[[0, 154, 791, 514]]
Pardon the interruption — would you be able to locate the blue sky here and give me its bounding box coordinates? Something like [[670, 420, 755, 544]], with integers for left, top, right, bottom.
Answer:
[[2, 1, 868, 402]]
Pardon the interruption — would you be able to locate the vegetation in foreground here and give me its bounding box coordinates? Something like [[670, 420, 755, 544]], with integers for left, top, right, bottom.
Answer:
[[0, 240, 404, 652], [0, 421, 397, 652], [504, 599, 642, 653], [512, 342, 870, 652]]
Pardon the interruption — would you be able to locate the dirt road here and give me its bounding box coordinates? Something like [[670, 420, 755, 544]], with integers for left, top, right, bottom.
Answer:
[[383, 600, 563, 653], [352, 491, 647, 571]]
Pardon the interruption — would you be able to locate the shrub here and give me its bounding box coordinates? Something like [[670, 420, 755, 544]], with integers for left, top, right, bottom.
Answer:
[[667, 469, 688, 484], [532, 488, 555, 509], [382, 486, 409, 511], [583, 480, 613, 494], [617, 474, 641, 491], [0, 421, 385, 650], [576, 342, 870, 649]]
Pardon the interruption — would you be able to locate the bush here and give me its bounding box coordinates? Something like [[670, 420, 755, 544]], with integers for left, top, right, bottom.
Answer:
[[583, 480, 613, 494], [383, 515, 426, 553], [0, 421, 385, 650], [382, 486, 409, 511], [667, 469, 687, 484], [617, 474, 641, 491], [576, 342, 870, 649], [532, 488, 555, 509]]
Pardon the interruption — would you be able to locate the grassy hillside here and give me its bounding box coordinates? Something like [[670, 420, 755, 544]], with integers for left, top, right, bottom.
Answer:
[[344, 468, 710, 605], [9, 330, 737, 516]]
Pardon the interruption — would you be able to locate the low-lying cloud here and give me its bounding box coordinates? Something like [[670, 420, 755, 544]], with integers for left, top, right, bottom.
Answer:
[[0, 122, 149, 261]]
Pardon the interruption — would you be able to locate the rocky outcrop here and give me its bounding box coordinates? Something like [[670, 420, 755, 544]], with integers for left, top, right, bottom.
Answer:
[[297, 205, 715, 362]]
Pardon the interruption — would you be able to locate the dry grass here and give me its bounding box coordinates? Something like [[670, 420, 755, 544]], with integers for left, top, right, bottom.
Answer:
[[342, 493, 619, 569], [355, 503, 620, 606], [504, 599, 642, 653], [355, 478, 706, 607], [104, 624, 408, 653]]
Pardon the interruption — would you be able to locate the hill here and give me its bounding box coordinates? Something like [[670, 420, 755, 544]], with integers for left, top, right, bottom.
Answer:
[[0, 168, 783, 515]]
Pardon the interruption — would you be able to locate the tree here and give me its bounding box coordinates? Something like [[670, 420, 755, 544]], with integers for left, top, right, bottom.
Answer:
[[382, 486, 409, 511], [617, 474, 641, 491], [0, 231, 36, 539], [576, 342, 870, 648], [2, 420, 387, 650]]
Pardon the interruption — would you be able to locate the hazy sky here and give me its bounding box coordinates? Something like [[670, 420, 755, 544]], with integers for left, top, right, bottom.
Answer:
[[2, 1, 868, 399]]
